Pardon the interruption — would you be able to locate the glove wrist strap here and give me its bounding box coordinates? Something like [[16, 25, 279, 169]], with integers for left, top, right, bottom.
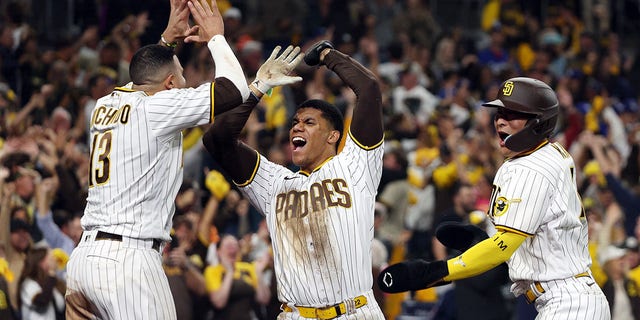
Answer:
[[251, 79, 272, 95]]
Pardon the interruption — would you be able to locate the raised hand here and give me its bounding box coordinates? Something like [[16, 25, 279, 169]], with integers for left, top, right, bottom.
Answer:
[[303, 40, 334, 66], [162, 0, 192, 44], [219, 253, 235, 272], [252, 45, 305, 94], [184, 0, 224, 43]]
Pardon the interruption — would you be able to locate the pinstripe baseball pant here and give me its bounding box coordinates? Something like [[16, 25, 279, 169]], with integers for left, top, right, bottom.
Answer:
[[66, 230, 176, 320], [516, 275, 610, 320]]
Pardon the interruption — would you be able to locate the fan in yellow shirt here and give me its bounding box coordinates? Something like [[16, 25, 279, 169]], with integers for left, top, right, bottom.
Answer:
[[204, 234, 271, 320]]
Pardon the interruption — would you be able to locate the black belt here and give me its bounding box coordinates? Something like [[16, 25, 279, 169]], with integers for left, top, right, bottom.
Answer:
[[95, 231, 161, 252]]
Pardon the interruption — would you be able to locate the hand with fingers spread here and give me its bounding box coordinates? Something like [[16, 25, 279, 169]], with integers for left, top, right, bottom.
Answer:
[[184, 0, 224, 43], [251, 45, 305, 95]]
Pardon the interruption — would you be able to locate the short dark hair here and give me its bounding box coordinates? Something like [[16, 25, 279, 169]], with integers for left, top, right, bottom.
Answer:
[[52, 209, 73, 229], [295, 99, 344, 150], [129, 44, 176, 85]]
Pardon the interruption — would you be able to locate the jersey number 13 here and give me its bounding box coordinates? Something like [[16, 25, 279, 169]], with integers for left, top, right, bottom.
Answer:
[[88, 130, 112, 187]]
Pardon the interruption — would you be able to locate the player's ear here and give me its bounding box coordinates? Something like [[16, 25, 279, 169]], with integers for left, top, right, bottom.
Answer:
[[327, 130, 340, 144], [163, 73, 176, 90]]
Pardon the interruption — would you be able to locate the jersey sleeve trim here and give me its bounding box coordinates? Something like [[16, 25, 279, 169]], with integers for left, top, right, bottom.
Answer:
[[348, 128, 384, 150], [234, 150, 261, 187], [114, 86, 134, 92], [209, 82, 215, 123], [495, 225, 532, 237]]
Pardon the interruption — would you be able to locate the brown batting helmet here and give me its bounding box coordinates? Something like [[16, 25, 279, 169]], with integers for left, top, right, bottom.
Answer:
[[482, 77, 559, 152]]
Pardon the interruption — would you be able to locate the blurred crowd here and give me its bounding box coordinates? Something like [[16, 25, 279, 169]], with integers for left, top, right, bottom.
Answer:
[[0, 0, 639, 319]]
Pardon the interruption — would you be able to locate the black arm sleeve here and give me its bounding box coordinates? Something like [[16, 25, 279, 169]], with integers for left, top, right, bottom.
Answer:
[[212, 78, 245, 116], [323, 51, 383, 147], [202, 95, 259, 184]]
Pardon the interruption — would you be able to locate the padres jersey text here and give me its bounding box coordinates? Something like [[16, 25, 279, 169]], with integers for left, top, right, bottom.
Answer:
[[241, 134, 383, 306]]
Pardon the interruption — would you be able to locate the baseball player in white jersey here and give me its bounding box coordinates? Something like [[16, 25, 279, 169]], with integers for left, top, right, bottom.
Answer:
[[64, 1, 252, 319], [202, 40, 386, 319], [378, 77, 610, 319]]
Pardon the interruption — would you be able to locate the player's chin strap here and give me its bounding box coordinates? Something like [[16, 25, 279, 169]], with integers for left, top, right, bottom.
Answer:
[[504, 109, 558, 152], [444, 229, 526, 281]]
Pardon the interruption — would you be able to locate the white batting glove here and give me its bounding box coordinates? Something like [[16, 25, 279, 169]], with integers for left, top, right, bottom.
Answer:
[[251, 45, 304, 95]]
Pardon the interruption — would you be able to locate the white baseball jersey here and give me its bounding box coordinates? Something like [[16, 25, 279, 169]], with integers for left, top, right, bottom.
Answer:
[[241, 134, 384, 309], [489, 141, 610, 319], [81, 83, 214, 241], [488, 141, 590, 281], [66, 84, 216, 320]]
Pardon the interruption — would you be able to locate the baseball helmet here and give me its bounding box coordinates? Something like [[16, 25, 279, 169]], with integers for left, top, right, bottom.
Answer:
[[482, 77, 559, 152]]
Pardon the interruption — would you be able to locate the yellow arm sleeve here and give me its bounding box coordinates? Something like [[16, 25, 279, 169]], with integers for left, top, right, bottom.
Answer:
[[443, 229, 527, 281]]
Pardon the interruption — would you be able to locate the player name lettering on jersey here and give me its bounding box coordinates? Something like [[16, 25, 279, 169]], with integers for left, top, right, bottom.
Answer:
[[92, 104, 131, 128], [275, 178, 352, 220]]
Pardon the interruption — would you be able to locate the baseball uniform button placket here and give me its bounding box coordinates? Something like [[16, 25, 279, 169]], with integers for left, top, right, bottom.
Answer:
[[281, 295, 367, 319], [524, 271, 592, 304]]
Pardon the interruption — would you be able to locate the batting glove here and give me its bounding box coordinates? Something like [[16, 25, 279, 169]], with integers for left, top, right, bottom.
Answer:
[[377, 259, 450, 293], [304, 40, 334, 66], [251, 45, 304, 95]]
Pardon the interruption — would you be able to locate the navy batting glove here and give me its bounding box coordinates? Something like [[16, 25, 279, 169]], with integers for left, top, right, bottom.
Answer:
[[377, 259, 450, 293], [304, 40, 334, 66], [435, 221, 489, 252]]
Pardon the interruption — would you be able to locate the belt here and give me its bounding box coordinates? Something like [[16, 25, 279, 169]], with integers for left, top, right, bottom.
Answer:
[[524, 272, 591, 304], [281, 295, 367, 319], [95, 231, 161, 252]]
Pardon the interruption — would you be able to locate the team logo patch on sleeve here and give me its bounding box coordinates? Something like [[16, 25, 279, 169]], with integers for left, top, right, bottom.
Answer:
[[493, 197, 510, 217], [491, 196, 522, 217]]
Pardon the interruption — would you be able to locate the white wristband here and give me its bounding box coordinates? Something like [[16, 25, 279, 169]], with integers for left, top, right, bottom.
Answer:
[[251, 79, 271, 95]]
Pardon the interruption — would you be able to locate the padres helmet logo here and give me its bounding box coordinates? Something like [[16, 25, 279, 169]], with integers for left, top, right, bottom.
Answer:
[[493, 196, 509, 217], [502, 81, 514, 96]]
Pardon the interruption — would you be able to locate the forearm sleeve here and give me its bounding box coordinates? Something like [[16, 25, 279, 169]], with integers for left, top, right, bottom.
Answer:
[[202, 95, 259, 183], [443, 229, 526, 281], [323, 51, 383, 147], [208, 35, 249, 101]]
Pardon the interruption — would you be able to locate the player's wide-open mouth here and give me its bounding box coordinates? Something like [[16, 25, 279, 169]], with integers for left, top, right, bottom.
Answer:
[[498, 132, 510, 141], [292, 137, 307, 150]]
